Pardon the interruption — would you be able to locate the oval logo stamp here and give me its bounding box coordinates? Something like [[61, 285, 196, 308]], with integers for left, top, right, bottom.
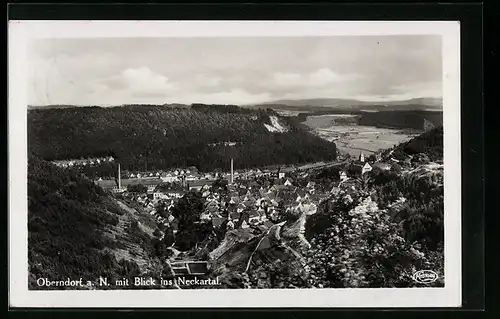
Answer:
[[412, 270, 439, 283]]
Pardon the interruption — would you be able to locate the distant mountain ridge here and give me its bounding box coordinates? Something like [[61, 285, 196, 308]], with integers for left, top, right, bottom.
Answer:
[[28, 98, 442, 111], [251, 97, 442, 107], [246, 97, 442, 112]]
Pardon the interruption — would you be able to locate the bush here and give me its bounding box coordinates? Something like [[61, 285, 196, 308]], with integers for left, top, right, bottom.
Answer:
[[306, 196, 443, 288]]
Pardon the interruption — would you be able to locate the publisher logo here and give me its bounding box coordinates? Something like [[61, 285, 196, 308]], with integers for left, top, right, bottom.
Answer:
[[412, 270, 438, 283]]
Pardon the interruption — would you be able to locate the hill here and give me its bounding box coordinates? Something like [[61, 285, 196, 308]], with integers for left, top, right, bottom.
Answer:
[[389, 126, 444, 161], [27, 156, 167, 289], [248, 97, 442, 112], [356, 110, 443, 130], [28, 104, 337, 176]]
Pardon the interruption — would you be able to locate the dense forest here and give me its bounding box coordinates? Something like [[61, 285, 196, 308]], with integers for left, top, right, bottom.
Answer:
[[28, 104, 337, 176], [296, 110, 442, 130], [28, 156, 167, 289], [357, 110, 443, 130], [387, 126, 444, 162]]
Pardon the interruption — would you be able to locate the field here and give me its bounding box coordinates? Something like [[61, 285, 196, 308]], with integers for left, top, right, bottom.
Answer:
[[303, 114, 420, 156]]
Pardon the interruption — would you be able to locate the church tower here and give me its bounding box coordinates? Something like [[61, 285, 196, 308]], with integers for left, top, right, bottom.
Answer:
[[359, 152, 365, 163]]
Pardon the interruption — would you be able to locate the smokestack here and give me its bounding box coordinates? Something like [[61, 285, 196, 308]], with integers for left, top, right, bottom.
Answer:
[[230, 158, 234, 184], [118, 163, 121, 190]]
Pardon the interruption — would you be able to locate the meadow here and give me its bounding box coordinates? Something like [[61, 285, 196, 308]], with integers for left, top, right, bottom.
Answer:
[[303, 114, 420, 156]]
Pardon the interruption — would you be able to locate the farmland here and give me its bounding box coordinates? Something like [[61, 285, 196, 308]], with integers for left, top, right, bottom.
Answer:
[[303, 114, 421, 156]]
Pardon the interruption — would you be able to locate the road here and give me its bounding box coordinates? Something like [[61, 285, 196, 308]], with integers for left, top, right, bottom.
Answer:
[[280, 160, 348, 173]]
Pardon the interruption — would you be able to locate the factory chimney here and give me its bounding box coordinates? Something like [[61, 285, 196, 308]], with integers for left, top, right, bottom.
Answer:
[[230, 158, 234, 184], [118, 163, 122, 190]]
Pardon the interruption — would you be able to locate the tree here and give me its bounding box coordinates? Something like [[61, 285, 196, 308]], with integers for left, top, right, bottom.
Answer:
[[170, 192, 209, 250]]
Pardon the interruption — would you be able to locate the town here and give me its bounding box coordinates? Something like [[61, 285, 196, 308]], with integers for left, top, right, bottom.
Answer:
[[84, 151, 408, 239]]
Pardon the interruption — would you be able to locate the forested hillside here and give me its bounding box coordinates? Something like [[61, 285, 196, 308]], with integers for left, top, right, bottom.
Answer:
[[28, 104, 337, 175], [28, 156, 165, 289], [296, 109, 442, 131], [391, 126, 444, 161], [357, 110, 443, 130]]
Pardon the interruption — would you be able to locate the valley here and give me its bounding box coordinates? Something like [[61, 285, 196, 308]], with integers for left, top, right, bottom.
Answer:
[[27, 102, 444, 290], [303, 114, 421, 156]]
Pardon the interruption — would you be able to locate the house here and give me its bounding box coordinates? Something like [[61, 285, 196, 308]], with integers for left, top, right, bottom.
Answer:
[[306, 181, 316, 189], [278, 172, 285, 179], [284, 178, 293, 187], [161, 173, 179, 183], [271, 184, 286, 192], [153, 192, 167, 200], [187, 179, 217, 191], [339, 171, 348, 182], [200, 211, 211, 221], [295, 189, 309, 202], [362, 163, 372, 175], [185, 174, 199, 181], [237, 203, 246, 213], [212, 217, 226, 228], [248, 210, 262, 225], [229, 197, 240, 205], [229, 211, 240, 222], [203, 190, 212, 198], [170, 261, 208, 276]]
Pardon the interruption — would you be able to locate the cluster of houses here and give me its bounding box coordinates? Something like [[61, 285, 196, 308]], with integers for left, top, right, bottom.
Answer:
[[91, 152, 403, 240], [192, 174, 328, 231], [53, 156, 115, 168], [127, 168, 217, 183], [345, 152, 396, 178]]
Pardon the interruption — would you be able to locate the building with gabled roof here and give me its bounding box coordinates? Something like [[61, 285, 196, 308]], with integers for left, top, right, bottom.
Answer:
[[362, 162, 372, 175], [306, 181, 316, 188]]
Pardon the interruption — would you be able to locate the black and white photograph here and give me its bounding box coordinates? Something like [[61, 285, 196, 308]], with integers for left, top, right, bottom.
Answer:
[[9, 20, 462, 308]]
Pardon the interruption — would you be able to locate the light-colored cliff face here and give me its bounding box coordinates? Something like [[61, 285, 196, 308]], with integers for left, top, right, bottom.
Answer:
[[264, 116, 289, 133]]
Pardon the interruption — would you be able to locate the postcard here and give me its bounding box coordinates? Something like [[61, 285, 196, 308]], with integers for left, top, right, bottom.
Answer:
[[8, 20, 461, 308]]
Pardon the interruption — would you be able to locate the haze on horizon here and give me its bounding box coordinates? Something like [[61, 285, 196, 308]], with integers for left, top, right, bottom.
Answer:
[[28, 35, 442, 107]]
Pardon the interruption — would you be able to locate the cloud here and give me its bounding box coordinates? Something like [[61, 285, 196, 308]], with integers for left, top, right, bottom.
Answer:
[[273, 72, 303, 87], [28, 36, 442, 106], [120, 67, 176, 96], [172, 88, 271, 105], [309, 68, 341, 85], [272, 68, 354, 89]]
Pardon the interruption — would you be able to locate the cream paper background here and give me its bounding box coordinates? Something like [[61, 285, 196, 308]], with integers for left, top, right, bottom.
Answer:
[[8, 20, 461, 308]]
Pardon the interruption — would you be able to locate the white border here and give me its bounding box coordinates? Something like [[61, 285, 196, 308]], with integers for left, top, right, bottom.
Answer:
[[8, 20, 461, 308]]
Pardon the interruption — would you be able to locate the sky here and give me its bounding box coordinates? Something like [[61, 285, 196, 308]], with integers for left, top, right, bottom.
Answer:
[[28, 35, 442, 106]]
